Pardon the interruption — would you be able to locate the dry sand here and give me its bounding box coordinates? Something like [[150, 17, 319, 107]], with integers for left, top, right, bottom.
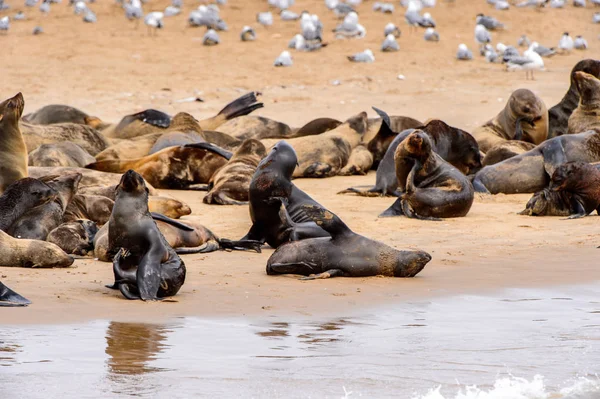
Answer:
[[1, 0, 599, 324]]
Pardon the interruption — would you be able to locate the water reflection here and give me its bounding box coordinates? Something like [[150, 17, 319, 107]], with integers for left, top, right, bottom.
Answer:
[[0, 341, 20, 367]]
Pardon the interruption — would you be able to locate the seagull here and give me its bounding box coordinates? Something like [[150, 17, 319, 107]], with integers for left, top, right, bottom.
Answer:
[[475, 24, 491, 53], [325, 0, 338, 9], [484, 44, 499, 62], [172, 0, 182, 7], [83, 9, 96, 22], [550, 0, 565, 7], [422, 0, 436, 6], [333, 12, 366, 38], [25, 0, 38, 7], [497, 43, 520, 61], [574, 35, 588, 49], [421, 12, 435, 27], [373, 2, 395, 12], [558, 32, 574, 52], [14, 11, 26, 20], [73, 0, 86, 14], [347, 49, 375, 62], [476, 14, 504, 30], [456, 43, 473, 60], [424, 27, 439, 41], [144, 11, 163, 34], [516, 0, 548, 8], [240, 25, 256, 41], [125, 0, 143, 21], [594, 13, 600, 24], [381, 34, 399, 51], [280, 10, 299, 20], [164, 5, 180, 17], [384, 22, 401, 37], [203, 29, 219, 45], [405, 1, 431, 30], [573, 0, 585, 6], [517, 35, 530, 47], [0, 16, 9, 32], [506, 44, 544, 80], [494, 0, 510, 9], [294, 34, 327, 51], [531, 41, 556, 57], [274, 51, 293, 66], [39, 0, 50, 14], [32, 25, 43, 34], [301, 13, 321, 41], [257, 11, 273, 27], [333, 3, 354, 18], [189, 5, 226, 30]]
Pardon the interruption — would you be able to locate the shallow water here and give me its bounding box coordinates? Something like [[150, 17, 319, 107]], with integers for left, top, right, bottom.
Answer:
[[1, 284, 599, 399]]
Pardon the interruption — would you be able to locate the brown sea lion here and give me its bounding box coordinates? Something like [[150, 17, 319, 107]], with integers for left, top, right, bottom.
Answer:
[[472, 129, 600, 194], [203, 139, 266, 205], [86, 142, 231, 189], [0, 93, 28, 193], [217, 115, 292, 140], [261, 112, 368, 178], [149, 131, 205, 154], [471, 89, 548, 153], [567, 72, 600, 134], [266, 204, 431, 279], [7, 173, 82, 240], [365, 111, 423, 166], [28, 142, 95, 167], [0, 177, 57, 232], [0, 230, 74, 268], [0, 281, 31, 307], [47, 219, 99, 256], [95, 132, 163, 162], [20, 121, 109, 156], [548, 59, 600, 139], [338, 144, 373, 176], [380, 130, 474, 219], [482, 141, 536, 166], [64, 194, 114, 225], [291, 117, 342, 137], [22, 104, 104, 127]]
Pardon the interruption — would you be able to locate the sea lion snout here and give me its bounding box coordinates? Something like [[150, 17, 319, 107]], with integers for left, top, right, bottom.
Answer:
[[117, 169, 147, 193], [394, 250, 431, 277], [0, 92, 25, 119]]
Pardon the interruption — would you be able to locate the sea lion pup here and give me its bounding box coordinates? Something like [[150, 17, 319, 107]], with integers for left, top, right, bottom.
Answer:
[[0, 281, 31, 307], [266, 205, 432, 279], [548, 59, 600, 139], [261, 112, 368, 178], [471, 89, 548, 153], [380, 130, 474, 219], [482, 141, 536, 166], [519, 188, 574, 217], [0, 178, 57, 231], [22, 104, 103, 127], [291, 117, 342, 138], [338, 144, 373, 175], [7, 173, 82, 240], [105, 170, 186, 301], [567, 72, 600, 134], [241, 141, 330, 248], [64, 194, 114, 225], [0, 92, 28, 193], [47, 219, 99, 256], [217, 116, 292, 141], [85, 142, 231, 189], [101, 92, 263, 139], [203, 139, 267, 205], [28, 142, 95, 167], [20, 121, 110, 156], [0, 230, 74, 268]]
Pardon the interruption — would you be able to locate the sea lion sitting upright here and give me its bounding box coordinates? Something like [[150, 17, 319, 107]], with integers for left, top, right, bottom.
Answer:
[[106, 170, 186, 301], [266, 204, 431, 279], [0, 92, 28, 193], [203, 139, 267, 205], [0, 281, 31, 307], [0, 177, 57, 231], [567, 72, 600, 134], [381, 130, 474, 219], [28, 142, 96, 167], [0, 230, 74, 268], [548, 59, 600, 139], [471, 89, 548, 153]]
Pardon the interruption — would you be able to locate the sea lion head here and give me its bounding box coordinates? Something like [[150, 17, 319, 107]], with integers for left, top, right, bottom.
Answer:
[[569, 59, 600, 87], [404, 130, 433, 159], [573, 71, 600, 105], [394, 250, 431, 277], [509, 89, 545, 125], [171, 112, 203, 132], [549, 161, 591, 192], [116, 169, 149, 197], [0, 92, 25, 127], [258, 140, 297, 179]]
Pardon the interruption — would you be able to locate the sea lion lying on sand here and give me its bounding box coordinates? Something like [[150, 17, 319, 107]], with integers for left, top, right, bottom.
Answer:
[[47, 219, 99, 256], [0, 281, 31, 307], [28, 142, 95, 167], [567, 72, 600, 134], [0, 92, 28, 193], [217, 115, 292, 140], [338, 144, 373, 176], [482, 141, 536, 166], [22, 104, 105, 128], [20, 121, 109, 156], [64, 194, 114, 225], [0, 230, 74, 268]]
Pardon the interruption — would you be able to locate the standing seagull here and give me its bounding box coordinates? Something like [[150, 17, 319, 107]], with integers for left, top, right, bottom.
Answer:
[[558, 32, 574, 52], [456, 44, 473, 60], [381, 34, 399, 51], [333, 11, 366, 38], [405, 0, 427, 31], [574, 35, 588, 49], [0, 16, 9, 32], [506, 44, 544, 80], [274, 51, 293, 67], [531, 42, 556, 57], [476, 14, 504, 30], [475, 24, 491, 53], [73, 1, 87, 14], [144, 11, 163, 35]]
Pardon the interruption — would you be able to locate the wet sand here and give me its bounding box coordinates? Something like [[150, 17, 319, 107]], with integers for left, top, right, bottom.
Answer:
[[1, 0, 599, 325]]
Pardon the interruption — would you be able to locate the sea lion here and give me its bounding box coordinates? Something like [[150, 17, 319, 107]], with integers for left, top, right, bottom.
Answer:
[[86, 142, 231, 189], [241, 141, 330, 248], [548, 59, 600, 139], [0, 281, 31, 307], [203, 139, 267, 205], [22, 104, 104, 127], [365, 110, 423, 167], [0, 229, 74, 268], [64, 194, 114, 225], [338, 144, 373, 176], [482, 141, 536, 166], [217, 115, 292, 140], [7, 173, 81, 240], [567, 72, 600, 134], [544, 161, 600, 218], [28, 142, 95, 167], [266, 204, 431, 279], [0, 177, 57, 231], [0, 92, 28, 193], [471, 89, 548, 153], [149, 131, 205, 154], [261, 112, 368, 178], [20, 121, 109, 156], [519, 188, 574, 217], [47, 219, 99, 256], [381, 130, 474, 219], [341, 117, 481, 197], [105, 170, 186, 301], [472, 129, 600, 194], [292, 117, 342, 137], [95, 132, 163, 162]]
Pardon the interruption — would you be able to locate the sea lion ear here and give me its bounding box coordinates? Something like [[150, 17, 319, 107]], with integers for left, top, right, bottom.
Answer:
[[300, 204, 353, 238]]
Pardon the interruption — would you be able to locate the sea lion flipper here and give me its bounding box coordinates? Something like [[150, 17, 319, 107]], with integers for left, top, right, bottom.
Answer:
[[299, 269, 344, 280], [136, 251, 163, 301], [266, 261, 319, 276], [218, 239, 263, 253], [131, 109, 171, 128], [175, 241, 220, 254], [183, 142, 233, 160], [337, 185, 384, 197], [217, 91, 264, 120], [150, 212, 195, 231], [378, 198, 404, 217], [541, 139, 567, 177], [0, 282, 31, 307], [299, 205, 352, 238], [371, 106, 392, 131]]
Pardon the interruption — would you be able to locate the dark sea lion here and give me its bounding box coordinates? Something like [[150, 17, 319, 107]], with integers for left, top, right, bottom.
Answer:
[[482, 141, 536, 166], [203, 139, 267, 205], [261, 112, 368, 178], [0, 177, 57, 231], [241, 141, 330, 248], [7, 173, 81, 240], [105, 170, 186, 301], [0, 230, 74, 268], [567, 72, 600, 134], [0, 281, 31, 307], [548, 59, 600, 139], [22, 104, 102, 127], [0, 92, 28, 193], [86, 142, 230, 189], [266, 204, 431, 279], [218, 115, 292, 140], [292, 117, 342, 138], [20, 121, 109, 156], [366, 109, 423, 167], [28, 142, 95, 167], [472, 129, 600, 194], [47, 219, 99, 256], [381, 130, 474, 219], [338, 144, 373, 175], [149, 131, 205, 154], [64, 194, 114, 225], [471, 89, 548, 153], [519, 188, 574, 217]]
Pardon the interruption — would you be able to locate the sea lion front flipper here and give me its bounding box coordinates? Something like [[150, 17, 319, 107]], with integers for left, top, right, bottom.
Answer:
[[0, 282, 31, 307], [378, 198, 404, 217], [267, 261, 319, 276], [300, 269, 344, 280], [371, 106, 392, 131], [150, 212, 195, 231], [136, 250, 163, 301], [299, 204, 353, 238], [218, 239, 263, 253], [217, 91, 264, 120], [183, 142, 233, 160], [541, 139, 567, 177]]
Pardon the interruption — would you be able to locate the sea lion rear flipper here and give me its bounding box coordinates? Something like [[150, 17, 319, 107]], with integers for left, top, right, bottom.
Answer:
[[175, 241, 220, 254], [217, 91, 264, 120], [150, 212, 195, 231], [541, 139, 567, 177], [299, 204, 353, 238], [337, 185, 384, 197], [303, 162, 333, 178], [130, 109, 171, 128], [401, 199, 442, 221], [266, 261, 319, 276], [183, 142, 233, 160], [371, 106, 392, 131], [565, 199, 587, 219], [300, 269, 344, 280], [118, 283, 142, 300], [378, 198, 404, 217], [470, 175, 491, 194], [0, 282, 31, 307], [219, 239, 263, 253]]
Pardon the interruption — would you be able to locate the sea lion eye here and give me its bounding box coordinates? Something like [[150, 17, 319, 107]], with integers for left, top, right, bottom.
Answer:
[[522, 107, 530, 113]]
